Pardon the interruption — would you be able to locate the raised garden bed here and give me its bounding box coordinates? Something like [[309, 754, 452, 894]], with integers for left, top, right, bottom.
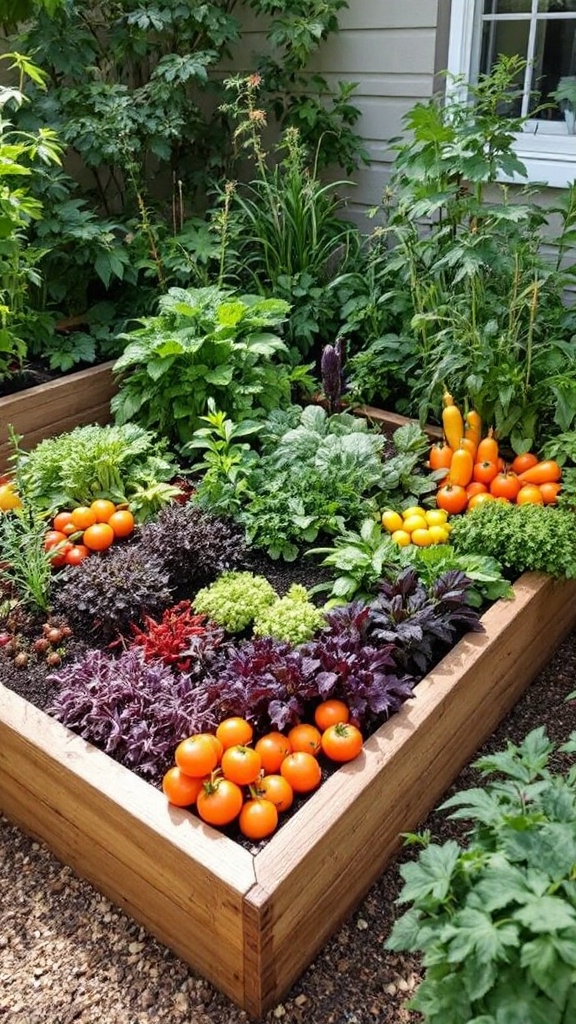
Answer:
[[1, 377, 576, 1017]]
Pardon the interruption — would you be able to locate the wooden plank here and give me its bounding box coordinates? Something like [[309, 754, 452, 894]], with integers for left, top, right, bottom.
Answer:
[[0, 692, 255, 1005], [0, 362, 116, 472]]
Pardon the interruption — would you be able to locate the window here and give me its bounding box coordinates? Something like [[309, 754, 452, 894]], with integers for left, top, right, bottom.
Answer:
[[447, 0, 576, 186]]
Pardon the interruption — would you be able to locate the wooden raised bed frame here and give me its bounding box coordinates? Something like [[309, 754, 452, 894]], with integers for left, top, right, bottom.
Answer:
[[1, 365, 576, 1017]]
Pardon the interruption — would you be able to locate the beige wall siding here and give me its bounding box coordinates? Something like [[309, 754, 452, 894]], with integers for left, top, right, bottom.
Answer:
[[226, 1, 445, 225]]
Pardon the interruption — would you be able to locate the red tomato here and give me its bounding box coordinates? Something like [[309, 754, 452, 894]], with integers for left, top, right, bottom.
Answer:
[[321, 723, 363, 763], [314, 700, 350, 732], [162, 766, 204, 807], [239, 798, 278, 840], [196, 777, 244, 826], [436, 483, 468, 514], [221, 745, 262, 786], [280, 752, 322, 793], [44, 530, 72, 568], [287, 723, 322, 756], [64, 544, 90, 566], [53, 511, 73, 533], [175, 734, 220, 778], [254, 732, 292, 774], [215, 717, 254, 750], [472, 460, 498, 485]]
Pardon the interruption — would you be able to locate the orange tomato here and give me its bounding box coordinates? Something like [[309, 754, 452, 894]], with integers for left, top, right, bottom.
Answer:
[[255, 774, 294, 812], [53, 511, 74, 533], [215, 716, 254, 750], [510, 452, 539, 475], [436, 483, 468, 514], [90, 499, 117, 523], [196, 777, 244, 826], [221, 745, 262, 786], [70, 506, 98, 530], [517, 460, 562, 485], [287, 723, 322, 756], [321, 723, 364, 763], [108, 509, 135, 538], [472, 460, 498, 485], [162, 766, 204, 807], [239, 798, 279, 840], [314, 699, 350, 732], [280, 751, 322, 793], [467, 492, 495, 510], [82, 522, 115, 551], [539, 481, 561, 505], [516, 484, 544, 505], [429, 443, 453, 471], [175, 734, 220, 777], [466, 481, 488, 499], [254, 732, 292, 773], [489, 472, 521, 502]]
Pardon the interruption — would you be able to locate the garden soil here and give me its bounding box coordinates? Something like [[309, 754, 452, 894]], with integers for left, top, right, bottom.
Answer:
[[2, 626, 576, 1024]]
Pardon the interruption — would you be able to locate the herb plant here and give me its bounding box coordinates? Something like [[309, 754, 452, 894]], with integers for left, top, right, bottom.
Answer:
[[253, 584, 325, 645], [450, 501, 576, 579], [387, 726, 576, 1024], [193, 572, 276, 634], [111, 287, 293, 447], [309, 517, 404, 602], [48, 648, 213, 781], [13, 423, 177, 515], [0, 507, 54, 613], [55, 546, 173, 641]]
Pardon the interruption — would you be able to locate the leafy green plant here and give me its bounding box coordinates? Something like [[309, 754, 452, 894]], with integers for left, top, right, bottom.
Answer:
[[111, 286, 293, 448], [253, 584, 325, 644], [12, 422, 177, 515], [309, 517, 404, 602], [193, 571, 276, 634], [450, 500, 576, 579], [183, 400, 262, 513], [0, 507, 54, 612], [387, 726, 576, 1024]]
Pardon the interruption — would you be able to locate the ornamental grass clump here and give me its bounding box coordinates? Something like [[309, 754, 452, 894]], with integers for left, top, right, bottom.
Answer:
[[193, 571, 276, 633], [48, 648, 213, 780], [253, 584, 325, 644]]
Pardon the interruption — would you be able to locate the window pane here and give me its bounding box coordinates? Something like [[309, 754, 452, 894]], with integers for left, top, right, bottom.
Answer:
[[529, 19, 576, 119], [483, 1, 532, 12], [480, 19, 530, 115], [542, 2, 576, 12]]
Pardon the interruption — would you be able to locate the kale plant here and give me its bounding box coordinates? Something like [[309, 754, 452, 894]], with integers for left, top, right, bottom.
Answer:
[[193, 572, 276, 633], [48, 648, 213, 781], [368, 569, 484, 677], [301, 602, 415, 726], [202, 637, 320, 733], [137, 503, 247, 592], [450, 501, 576, 579], [387, 727, 576, 1024], [54, 545, 173, 641]]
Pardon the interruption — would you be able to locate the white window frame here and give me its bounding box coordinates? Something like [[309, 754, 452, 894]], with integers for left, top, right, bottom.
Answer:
[[447, 0, 576, 188]]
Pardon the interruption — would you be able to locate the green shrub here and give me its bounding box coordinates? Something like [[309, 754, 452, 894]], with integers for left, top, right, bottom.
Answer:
[[192, 571, 276, 633]]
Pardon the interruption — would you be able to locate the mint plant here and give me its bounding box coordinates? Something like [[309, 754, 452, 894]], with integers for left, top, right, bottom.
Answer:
[[387, 727, 576, 1024]]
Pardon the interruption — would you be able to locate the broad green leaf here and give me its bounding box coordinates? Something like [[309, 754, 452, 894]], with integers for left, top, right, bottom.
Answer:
[[521, 935, 572, 1007], [385, 907, 423, 952], [513, 894, 576, 933], [443, 907, 518, 964], [398, 840, 461, 904]]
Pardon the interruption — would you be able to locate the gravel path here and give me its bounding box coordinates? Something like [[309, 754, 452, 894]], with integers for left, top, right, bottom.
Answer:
[[2, 630, 576, 1024]]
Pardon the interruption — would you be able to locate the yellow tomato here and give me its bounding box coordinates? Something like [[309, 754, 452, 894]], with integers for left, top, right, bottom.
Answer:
[[402, 514, 428, 534], [428, 525, 449, 544], [425, 509, 448, 527], [411, 528, 434, 547], [381, 509, 404, 533], [0, 483, 22, 511], [402, 505, 426, 520], [391, 529, 411, 547]]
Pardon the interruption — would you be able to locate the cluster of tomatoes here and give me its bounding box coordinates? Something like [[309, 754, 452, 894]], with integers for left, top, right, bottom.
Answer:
[[381, 505, 452, 548], [162, 700, 363, 841], [44, 499, 135, 567]]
